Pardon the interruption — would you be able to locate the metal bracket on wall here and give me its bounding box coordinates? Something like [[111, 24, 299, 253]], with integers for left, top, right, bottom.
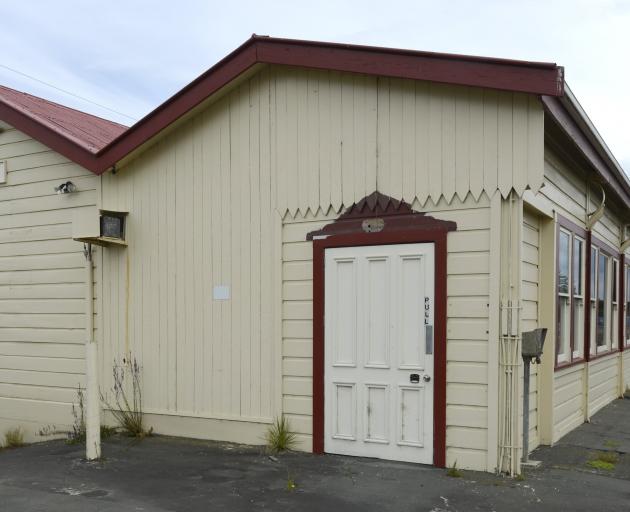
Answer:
[[586, 183, 606, 230]]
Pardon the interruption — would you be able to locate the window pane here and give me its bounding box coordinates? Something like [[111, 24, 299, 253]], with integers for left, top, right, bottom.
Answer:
[[572, 238, 583, 296], [626, 266, 630, 343], [558, 231, 570, 294], [573, 297, 584, 358], [612, 260, 617, 303], [590, 248, 597, 300], [596, 253, 608, 347], [557, 296, 571, 361]]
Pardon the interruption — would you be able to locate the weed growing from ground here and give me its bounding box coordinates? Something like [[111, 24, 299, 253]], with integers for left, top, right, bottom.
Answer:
[[265, 416, 296, 454], [446, 461, 463, 478], [66, 386, 117, 444], [101, 355, 151, 438], [587, 451, 619, 471], [286, 472, 297, 491], [4, 427, 25, 448]]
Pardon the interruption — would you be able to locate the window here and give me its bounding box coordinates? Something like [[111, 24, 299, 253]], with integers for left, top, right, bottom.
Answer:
[[572, 237, 584, 359], [556, 226, 585, 366], [626, 264, 630, 346], [590, 243, 617, 355], [612, 259, 619, 349], [557, 230, 571, 363]]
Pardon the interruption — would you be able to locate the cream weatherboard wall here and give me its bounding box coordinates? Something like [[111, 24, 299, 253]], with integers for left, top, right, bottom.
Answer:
[[99, 64, 544, 471], [521, 208, 540, 450], [534, 146, 627, 443], [0, 121, 98, 441], [282, 194, 494, 469]]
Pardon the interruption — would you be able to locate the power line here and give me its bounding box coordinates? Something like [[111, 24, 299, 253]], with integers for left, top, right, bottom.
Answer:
[[0, 63, 138, 122]]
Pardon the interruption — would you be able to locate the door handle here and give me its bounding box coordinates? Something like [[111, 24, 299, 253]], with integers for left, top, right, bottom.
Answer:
[[423, 374, 431, 382]]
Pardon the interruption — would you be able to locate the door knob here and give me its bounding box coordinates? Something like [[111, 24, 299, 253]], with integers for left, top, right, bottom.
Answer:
[[423, 374, 431, 382]]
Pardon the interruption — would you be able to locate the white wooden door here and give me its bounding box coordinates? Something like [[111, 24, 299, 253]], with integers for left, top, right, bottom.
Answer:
[[324, 243, 434, 464]]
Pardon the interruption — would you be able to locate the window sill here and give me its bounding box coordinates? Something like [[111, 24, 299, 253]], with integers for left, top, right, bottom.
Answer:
[[554, 358, 586, 371], [589, 349, 620, 362]]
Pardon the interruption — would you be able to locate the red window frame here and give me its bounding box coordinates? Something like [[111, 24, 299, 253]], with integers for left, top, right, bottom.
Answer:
[[588, 234, 622, 361], [555, 216, 587, 369], [622, 256, 629, 349]]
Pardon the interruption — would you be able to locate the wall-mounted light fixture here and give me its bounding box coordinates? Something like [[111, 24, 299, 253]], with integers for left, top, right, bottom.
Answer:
[[54, 181, 76, 194]]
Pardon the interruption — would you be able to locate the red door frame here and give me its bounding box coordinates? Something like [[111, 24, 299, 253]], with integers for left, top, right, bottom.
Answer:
[[307, 193, 455, 468]]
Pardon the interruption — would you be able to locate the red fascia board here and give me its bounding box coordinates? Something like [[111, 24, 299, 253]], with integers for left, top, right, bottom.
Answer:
[[95, 41, 259, 172], [542, 95, 630, 210], [94, 36, 564, 174], [255, 37, 564, 97], [0, 101, 99, 172]]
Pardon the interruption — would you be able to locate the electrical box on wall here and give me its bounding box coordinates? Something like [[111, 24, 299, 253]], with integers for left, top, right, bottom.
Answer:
[[73, 207, 128, 247]]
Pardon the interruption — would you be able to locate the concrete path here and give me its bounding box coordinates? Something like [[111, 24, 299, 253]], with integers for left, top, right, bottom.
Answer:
[[1, 398, 628, 511]]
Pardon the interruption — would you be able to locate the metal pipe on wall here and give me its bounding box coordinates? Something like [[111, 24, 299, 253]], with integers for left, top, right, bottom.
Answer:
[[84, 243, 101, 460]]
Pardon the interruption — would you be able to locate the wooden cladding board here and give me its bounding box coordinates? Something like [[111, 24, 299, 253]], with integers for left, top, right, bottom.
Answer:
[[100, 91, 280, 430], [542, 146, 626, 445], [0, 124, 97, 440], [282, 194, 492, 469], [101, 64, 532, 451], [553, 364, 585, 442], [271, 67, 543, 214], [521, 209, 540, 451]]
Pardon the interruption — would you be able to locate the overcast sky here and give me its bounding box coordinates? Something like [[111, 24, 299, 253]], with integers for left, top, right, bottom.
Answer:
[[0, 0, 628, 174]]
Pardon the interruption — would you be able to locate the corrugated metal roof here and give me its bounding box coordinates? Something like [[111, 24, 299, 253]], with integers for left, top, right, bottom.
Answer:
[[0, 84, 127, 153]]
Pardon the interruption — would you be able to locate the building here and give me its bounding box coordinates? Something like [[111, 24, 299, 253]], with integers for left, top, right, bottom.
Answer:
[[1, 36, 628, 474]]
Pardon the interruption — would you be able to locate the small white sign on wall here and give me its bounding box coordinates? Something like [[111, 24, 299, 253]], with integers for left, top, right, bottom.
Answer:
[[0, 161, 6, 184], [213, 285, 230, 301]]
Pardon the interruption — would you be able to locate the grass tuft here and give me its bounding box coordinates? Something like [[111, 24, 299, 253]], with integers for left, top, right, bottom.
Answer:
[[446, 461, 463, 478], [286, 472, 297, 491], [265, 416, 297, 454], [587, 460, 615, 471], [587, 451, 619, 471], [4, 427, 25, 448]]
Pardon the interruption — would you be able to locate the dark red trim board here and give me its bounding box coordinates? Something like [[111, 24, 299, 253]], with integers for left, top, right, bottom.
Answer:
[[1, 35, 564, 178], [308, 192, 456, 468]]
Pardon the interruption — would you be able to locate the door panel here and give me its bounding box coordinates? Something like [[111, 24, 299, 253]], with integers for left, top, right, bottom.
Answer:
[[366, 257, 390, 368], [332, 259, 357, 366], [332, 382, 356, 439], [324, 243, 434, 463]]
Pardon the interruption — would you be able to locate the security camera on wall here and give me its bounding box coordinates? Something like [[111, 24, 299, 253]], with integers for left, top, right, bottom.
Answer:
[[54, 181, 76, 194]]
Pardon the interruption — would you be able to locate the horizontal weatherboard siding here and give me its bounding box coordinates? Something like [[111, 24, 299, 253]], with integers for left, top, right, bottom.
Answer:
[[0, 124, 96, 440]]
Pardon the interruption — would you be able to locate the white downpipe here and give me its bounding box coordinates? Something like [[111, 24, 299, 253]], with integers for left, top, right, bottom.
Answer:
[[84, 243, 101, 460]]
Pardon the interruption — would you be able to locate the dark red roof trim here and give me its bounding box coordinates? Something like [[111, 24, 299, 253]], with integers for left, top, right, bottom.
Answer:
[[0, 35, 564, 176], [542, 95, 630, 210]]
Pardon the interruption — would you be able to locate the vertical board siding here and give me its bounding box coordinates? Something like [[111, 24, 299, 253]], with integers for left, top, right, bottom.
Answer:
[[269, 67, 543, 215], [0, 125, 97, 440], [521, 210, 540, 450], [96, 66, 542, 460], [101, 76, 278, 427], [282, 194, 492, 468]]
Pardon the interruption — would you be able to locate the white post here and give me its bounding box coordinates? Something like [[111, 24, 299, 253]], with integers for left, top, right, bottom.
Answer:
[[84, 243, 101, 460]]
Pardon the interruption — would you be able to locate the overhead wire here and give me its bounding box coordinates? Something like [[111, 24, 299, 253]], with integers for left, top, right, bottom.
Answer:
[[0, 62, 138, 121]]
